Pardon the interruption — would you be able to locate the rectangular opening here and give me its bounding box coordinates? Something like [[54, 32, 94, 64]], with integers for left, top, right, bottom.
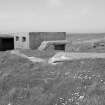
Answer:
[[0, 37, 14, 51], [54, 44, 65, 51], [16, 36, 19, 41], [22, 37, 26, 42]]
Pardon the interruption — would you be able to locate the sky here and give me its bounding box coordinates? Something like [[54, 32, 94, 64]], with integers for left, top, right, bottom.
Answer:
[[0, 0, 105, 33]]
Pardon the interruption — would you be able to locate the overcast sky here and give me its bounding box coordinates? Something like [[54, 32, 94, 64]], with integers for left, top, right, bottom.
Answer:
[[0, 0, 105, 32]]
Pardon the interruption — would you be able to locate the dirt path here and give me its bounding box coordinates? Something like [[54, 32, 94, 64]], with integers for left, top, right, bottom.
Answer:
[[10, 50, 46, 63], [10, 50, 105, 64], [49, 52, 105, 64]]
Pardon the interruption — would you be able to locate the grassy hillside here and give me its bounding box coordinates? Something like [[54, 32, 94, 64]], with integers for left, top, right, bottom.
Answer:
[[68, 33, 105, 41], [0, 51, 105, 105]]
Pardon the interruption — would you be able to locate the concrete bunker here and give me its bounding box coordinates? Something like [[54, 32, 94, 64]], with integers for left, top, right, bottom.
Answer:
[[0, 35, 14, 51], [38, 40, 69, 52]]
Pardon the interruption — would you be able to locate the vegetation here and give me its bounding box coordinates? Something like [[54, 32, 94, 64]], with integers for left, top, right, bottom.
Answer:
[[0, 51, 105, 105]]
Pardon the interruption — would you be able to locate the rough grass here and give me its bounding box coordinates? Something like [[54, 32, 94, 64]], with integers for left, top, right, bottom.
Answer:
[[18, 49, 56, 58], [0, 51, 105, 105]]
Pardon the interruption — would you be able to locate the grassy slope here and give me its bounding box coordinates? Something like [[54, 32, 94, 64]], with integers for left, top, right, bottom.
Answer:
[[70, 33, 105, 41], [0, 51, 105, 105], [18, 49, 56, 59]]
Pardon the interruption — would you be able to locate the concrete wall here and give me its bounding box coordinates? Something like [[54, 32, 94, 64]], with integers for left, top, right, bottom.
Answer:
[[40, 32, 66, 41], [14, 32, 29, 49], [29, 32, 66, 50], [29, 32, 43, 49]]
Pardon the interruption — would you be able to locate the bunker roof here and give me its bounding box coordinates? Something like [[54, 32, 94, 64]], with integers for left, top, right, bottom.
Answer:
[[0, 34, 14, 38]]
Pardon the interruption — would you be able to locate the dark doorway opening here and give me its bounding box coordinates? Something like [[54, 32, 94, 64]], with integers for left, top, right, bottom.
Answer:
[[0, 37, 14, 51], [54, 44, 65, 51]]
